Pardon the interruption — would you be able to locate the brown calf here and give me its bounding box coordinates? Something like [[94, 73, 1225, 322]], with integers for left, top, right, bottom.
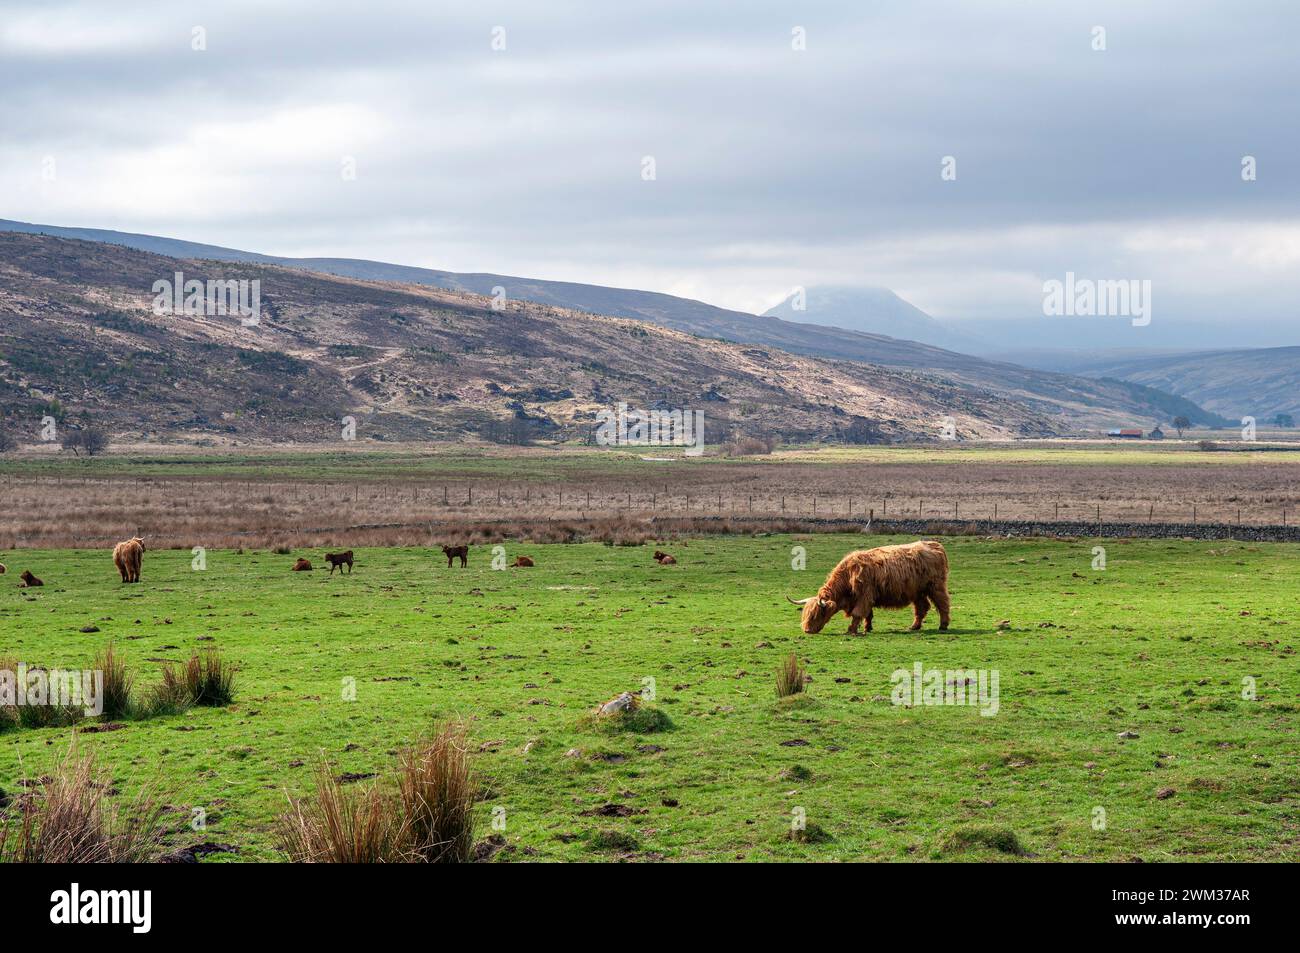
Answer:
[[292, 558, 314, 571], [19, 570, 43, 588], [511, 555, 534, 567], [324, 551, 354, 575], [653, 550, 676, 565], [441, 545, 469, 568]]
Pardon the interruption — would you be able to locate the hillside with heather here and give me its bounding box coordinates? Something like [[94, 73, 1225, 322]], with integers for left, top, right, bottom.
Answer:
[[0, 232, 1067, 446]]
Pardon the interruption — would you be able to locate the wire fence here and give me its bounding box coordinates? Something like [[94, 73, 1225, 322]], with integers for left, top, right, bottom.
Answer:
[[2, 474, 1296, 549]]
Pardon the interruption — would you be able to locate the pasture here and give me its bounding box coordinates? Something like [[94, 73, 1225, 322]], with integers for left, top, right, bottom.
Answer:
[[1, 533, 1296, 861]]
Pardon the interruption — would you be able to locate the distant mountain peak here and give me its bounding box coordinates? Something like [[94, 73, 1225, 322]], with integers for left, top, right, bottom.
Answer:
[[763, 285, 985, 353]]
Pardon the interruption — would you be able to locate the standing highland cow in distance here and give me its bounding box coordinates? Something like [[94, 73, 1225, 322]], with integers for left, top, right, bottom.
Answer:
[[113, 536, 145, 583], [788, 540, 950, 634]]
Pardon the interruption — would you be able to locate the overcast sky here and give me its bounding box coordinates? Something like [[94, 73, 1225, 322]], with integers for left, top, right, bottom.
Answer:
[[2, 0, 1297, 334]]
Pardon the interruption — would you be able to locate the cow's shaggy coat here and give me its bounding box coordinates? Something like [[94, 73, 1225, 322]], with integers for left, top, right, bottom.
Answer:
[[324, 551, 354, 575], [19, 570, 43, 588], [442, 545, 469, 568], [511, 556, 534, 567], [113, 536, 145, 583], [653, 550, 677, 565], [790, 540, 950, 634], [292, 558, 313, 571]]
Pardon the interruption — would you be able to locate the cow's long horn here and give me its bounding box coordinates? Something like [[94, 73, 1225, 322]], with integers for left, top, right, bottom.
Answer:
[[786, 595, 813, 606]]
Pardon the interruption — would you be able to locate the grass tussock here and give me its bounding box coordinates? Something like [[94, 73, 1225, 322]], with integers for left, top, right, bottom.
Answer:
[[147, 649, 236, 713], [0, 657, 16, 732], [93, 643, 133, 721], [276, 765, 405, 863], [397, 721, 477, 863], [0, 744, 165, 863], [277, 720, 477, 863], [776, 653, 806, 699], [940, 824, 1028, 857]]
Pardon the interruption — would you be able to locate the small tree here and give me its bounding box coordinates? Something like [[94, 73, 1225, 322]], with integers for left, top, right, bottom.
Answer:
[[1172, 415, 1190, 438], [62, 426, 110, 457], [1275, 413, 1294, 428]]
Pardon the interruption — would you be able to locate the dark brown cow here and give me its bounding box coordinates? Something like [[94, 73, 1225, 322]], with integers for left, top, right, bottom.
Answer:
[[789, 540, 950, 634], [324, 551, 354, 575], [441, 545, 469, 568], [19, 570, 43, 588], [653, 550, 676, 565]]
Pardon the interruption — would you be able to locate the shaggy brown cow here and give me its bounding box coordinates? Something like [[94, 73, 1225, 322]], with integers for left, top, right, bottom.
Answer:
[[112, 536, 145, 583], [292, 558, 313, 571], [653, 550, 677, 565], [789, 540, 950, 634], [510, 555, 534, 568], [0, 563, 5, 574], [441, 545, 469, 568], [19, 570, 43, 588], [324, 551, 354, 575]]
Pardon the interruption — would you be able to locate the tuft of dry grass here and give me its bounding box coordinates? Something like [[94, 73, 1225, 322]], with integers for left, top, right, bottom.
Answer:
[[277, 720, 478, 863], [0, 657, 16, 732], [146, 649, 236, 714], [397, 721, 477, 863], [188, 649, 236, 706], [93, 642, 134, 720], [0, 744, 165, 862], [276, 765, 406, 863], [776, 653, 806, 699]]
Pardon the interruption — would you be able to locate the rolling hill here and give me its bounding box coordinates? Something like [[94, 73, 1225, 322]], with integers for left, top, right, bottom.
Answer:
[[0, 219, 1224, 433], [1003, 347, 1300, 421], [0, 231, 1070, 445]]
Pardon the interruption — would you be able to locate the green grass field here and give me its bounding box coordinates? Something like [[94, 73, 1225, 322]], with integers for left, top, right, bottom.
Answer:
[[2, 534, 1296, 861]]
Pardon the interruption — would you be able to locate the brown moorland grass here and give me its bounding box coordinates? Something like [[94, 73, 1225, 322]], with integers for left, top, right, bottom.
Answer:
[[0, 744, 166, 863], [3, 446, 1300, 548]]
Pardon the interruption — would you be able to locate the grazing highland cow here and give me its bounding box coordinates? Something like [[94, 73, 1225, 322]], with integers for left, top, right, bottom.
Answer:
[[511, 555, 534, 568], [19, 570, 43, 588], [441, 545, 469, 568], [292, 558, 313, 571], [324, 551, 354, 575], [653, 550, 676, 565], [112, 536, 145, 583], [789, 540, 950, 634]]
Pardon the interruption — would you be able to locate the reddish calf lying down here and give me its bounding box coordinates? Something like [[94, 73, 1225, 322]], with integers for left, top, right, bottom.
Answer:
[[653, 550, 676, 565], [789, 540, 950, 634], [292, 558, 313, 571], [511, 555, 534, 567], [324, 551, 354, 575]]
